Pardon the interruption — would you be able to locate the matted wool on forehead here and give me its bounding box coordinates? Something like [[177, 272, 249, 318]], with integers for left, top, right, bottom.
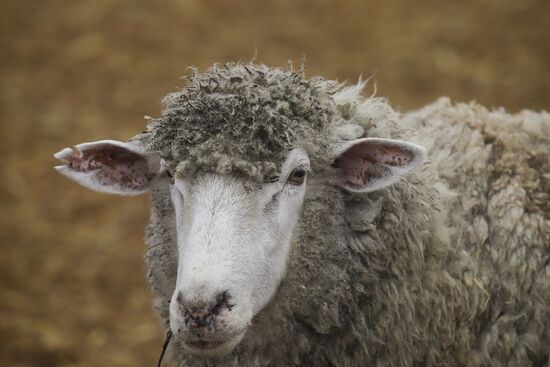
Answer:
[[143, 63, 340, 182]]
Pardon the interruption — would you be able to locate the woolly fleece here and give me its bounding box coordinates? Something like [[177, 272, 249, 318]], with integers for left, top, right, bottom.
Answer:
[[144, 63, 338, 182], [141, 63, 549, 367]]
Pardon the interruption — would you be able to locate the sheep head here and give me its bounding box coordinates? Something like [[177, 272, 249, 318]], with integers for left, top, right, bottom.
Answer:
[[53, 63, 426, 357]]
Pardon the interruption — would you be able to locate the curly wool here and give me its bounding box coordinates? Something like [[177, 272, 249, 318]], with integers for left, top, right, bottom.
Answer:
[[142, 64, 549, 367], [144, 63, 340, 182]]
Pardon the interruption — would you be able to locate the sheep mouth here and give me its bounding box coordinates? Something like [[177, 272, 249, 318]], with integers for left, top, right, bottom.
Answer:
[[185, 339, 224, 349], [181, 331, 245, 357]]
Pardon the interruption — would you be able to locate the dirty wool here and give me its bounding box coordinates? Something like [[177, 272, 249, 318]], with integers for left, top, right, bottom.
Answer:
[[141, 63, 549, 366]]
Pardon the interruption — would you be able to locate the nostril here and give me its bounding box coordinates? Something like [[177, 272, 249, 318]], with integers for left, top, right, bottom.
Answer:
[[212, 291, 233, 315], [178, 291, 234, 329]]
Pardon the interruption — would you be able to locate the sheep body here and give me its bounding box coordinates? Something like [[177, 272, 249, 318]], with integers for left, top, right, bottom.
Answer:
[[143, 64, 549, 366]]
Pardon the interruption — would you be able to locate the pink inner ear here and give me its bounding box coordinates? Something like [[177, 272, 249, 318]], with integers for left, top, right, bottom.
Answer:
[[66, 145, 152, 190], [334, 141, 414, 189]]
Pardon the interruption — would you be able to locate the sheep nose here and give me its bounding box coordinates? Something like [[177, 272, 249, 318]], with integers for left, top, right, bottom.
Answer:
[[176, 291, 233, 330]]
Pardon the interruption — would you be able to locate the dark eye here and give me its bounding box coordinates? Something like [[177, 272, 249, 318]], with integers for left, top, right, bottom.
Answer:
[[287, 167, 306, 186], [165, 170, 175, 184]]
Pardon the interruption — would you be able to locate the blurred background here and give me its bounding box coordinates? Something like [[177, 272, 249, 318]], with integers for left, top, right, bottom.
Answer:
[[0, 0, 548, 365]]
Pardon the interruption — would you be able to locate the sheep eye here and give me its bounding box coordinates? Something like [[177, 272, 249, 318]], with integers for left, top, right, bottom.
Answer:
[[165, 170, 175, 184], [287, 167, 306, 186]]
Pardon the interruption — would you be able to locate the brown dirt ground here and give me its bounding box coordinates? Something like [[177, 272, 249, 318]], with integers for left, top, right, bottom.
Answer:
[[0, 0, 548, 366]]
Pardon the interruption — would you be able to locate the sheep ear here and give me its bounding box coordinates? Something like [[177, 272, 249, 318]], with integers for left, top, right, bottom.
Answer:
[[54, 140, 155, 195], [332, 138, 426, 193]]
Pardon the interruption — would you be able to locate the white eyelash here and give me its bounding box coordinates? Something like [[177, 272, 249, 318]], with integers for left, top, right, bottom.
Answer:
[[282, 163, 310, 184], [296, 163, 312, 174]]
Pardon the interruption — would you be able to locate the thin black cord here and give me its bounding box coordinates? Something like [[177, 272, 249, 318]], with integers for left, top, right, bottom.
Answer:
[[156, 330, 173, 367]]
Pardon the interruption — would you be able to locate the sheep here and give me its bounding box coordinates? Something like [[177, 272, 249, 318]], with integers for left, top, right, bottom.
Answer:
[[53, 62, 550, 367]]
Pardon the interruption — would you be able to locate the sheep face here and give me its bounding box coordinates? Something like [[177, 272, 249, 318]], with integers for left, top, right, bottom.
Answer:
[[52, 60, 438, 362], [166, 148, 310, 356], [54, 134, 426, 357]]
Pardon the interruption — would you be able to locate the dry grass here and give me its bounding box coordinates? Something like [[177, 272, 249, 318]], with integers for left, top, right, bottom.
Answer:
[[0, 0, 548, 366]]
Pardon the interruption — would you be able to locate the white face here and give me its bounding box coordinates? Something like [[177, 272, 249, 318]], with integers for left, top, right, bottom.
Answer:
[[167, 149, 310, 355], [54, 134, 426, 358]]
